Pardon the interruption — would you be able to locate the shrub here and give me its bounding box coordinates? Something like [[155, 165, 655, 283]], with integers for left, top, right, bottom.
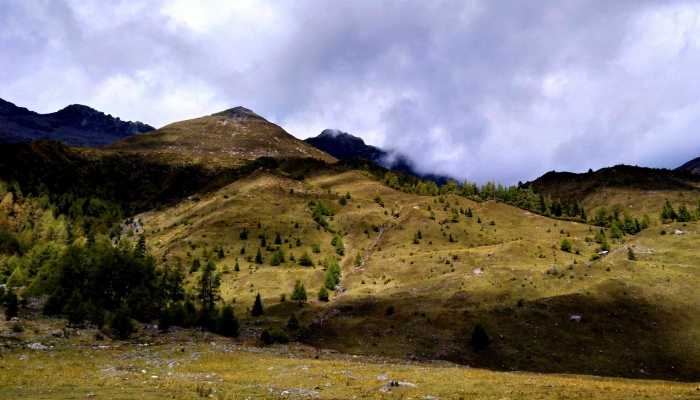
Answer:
[[298, 252, 313, 267], [627, 247, 636, 261], [262, 327, 289, 345], [560, 239, 572, 253]]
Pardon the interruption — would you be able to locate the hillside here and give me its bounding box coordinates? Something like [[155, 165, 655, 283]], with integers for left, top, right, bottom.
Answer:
[[678, 156, 700, 175], [0, 98, 154, 147], [305, 129, 452, 184], [130, 165, 700, 380], [528, 165, 700, 217], [110, 107, 336, 169]]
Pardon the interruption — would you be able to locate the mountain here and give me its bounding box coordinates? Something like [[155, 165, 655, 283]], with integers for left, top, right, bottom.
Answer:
[[305, 129, 452, 184], [677, 156, 700, 175], [526, 164, 700, 216], [109, 106, 336, 168], [0, 98, 154, 147]]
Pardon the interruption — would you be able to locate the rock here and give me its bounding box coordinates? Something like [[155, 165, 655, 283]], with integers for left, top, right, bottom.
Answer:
[[50, 330, 64, 338], [27, 342, 49, 350], [472, 268, 484, 276], [569, 314, 582, 322]]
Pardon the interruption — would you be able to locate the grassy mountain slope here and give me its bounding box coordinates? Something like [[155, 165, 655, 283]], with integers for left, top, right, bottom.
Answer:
[[528, 165, 700, 217], [133, 165, 700, 380], [109, 107, 335, 169]]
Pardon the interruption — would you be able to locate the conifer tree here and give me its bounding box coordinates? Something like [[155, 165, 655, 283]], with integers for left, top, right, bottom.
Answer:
[[318, 286, 329, 302], [291, 281, 307, 305], [234, 259, 240, 272], [198, 260, 221, 313], [217, 304, 240, 337], [251, 293, 264, 317], [274, 232, 282, 245], [255, 248, 263, 264], [4, 290, 18, 320]]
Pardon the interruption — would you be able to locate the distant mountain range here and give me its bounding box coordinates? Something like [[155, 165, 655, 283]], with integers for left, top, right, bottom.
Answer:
[[0, 98, 154, 147], [305, 129, 452, 184]]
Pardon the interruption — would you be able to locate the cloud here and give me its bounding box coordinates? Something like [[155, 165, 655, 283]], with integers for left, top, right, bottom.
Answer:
[[1, 0, 700, 183]]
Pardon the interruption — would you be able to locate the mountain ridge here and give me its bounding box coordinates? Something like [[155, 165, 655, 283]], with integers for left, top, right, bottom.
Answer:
[[305, 129, 452, 184], [0, 97, 154, 147]]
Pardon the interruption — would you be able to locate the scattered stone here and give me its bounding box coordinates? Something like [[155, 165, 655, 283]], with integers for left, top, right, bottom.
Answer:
[[27, 342, 49, 350], [50, 330, 64, 338], [473, 268, 484, 276], [569, 314, 582, 323]]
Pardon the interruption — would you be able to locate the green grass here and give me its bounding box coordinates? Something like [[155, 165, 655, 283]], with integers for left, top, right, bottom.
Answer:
[[0, 334, 698, 400]]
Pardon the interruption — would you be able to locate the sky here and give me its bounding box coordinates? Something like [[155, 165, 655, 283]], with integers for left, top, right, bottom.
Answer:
[[2, 0, 700, 183]]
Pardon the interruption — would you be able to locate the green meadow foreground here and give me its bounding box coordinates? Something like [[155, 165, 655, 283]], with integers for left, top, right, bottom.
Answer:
[[1, 327, 699, 400]]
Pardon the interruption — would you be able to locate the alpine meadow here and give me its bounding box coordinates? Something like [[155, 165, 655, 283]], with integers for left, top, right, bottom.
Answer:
[[2, 2, 700, 399]]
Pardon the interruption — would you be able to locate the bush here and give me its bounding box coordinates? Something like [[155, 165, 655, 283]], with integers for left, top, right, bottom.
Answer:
[[298, 252, 313, 267], [261, 327, 289, 345], [560, 239, 572, 253]]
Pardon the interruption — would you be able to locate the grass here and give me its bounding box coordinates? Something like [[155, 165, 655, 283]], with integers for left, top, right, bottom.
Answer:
[[0, 333, 698, 400]]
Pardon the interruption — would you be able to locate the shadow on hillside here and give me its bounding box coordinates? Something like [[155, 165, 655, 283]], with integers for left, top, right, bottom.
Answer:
[[300, 284, 700, 381]]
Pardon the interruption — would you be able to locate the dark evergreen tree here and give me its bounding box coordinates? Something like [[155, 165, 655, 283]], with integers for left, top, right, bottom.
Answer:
[[251, 293, 264, 317], [198, 260, 221, 313], [287, 313, 300, 330], [255, 248, 263, 264], [274, 232, 282, 245], [110, 304, 135, 340], [318, 286, 329, 302], [471, 324, 490, 351], [4, 290, 18, 320], [217, 304, 240, 337]]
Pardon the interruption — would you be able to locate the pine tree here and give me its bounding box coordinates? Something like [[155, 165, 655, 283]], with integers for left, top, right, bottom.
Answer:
[[661, 200, 677, 222], [471, 324, 490, 351], [270, 248, 285, 266], [251, 293, 264, 317], [135, 235, 147, 258], [4, 290, 18, 320], [318, 286, 329, 302], [110, 304, 135, 340], [255, 248, 263, 264], [627, 247, 636, 261], [291, 281, 307, 305], [198, 260, 221, 312], [217, 304, 239, 337], [287, 313, 300, 330], [234, 259, 240, 272], [274, 232, 282, 245], [239, 228, 248, 240], [677, 205, 692, 222], [190, 258, 201, 273]]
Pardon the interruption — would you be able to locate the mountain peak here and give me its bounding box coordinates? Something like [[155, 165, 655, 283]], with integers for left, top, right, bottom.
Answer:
[[211, 106, 266, 121]]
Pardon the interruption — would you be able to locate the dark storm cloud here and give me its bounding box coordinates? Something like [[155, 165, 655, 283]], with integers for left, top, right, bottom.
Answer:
[[2, 0, 700, 183]]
